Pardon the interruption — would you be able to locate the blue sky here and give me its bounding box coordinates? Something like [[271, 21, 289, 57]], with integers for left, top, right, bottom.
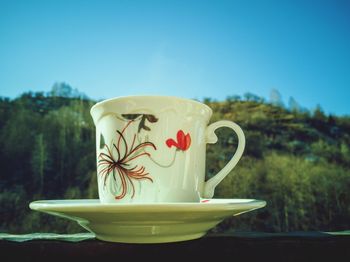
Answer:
[[0, 0, 349, 115]]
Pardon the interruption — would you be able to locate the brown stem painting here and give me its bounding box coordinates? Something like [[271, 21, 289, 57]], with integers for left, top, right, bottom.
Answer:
[[98, 120, 157, 199]]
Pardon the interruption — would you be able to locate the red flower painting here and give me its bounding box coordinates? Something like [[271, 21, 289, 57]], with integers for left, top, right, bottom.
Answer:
[[166, 130, 191, 151]]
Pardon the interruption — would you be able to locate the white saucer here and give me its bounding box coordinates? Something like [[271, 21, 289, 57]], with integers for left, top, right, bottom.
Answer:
[[29, 199, 266, 243]]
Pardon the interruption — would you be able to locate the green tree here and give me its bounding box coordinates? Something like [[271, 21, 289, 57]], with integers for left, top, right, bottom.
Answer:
[[1, 88, 350, 234], [31, 134, 48, 194]]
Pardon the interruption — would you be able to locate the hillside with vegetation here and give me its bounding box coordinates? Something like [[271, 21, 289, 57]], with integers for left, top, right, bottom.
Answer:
[[0, 84, 349, 233]]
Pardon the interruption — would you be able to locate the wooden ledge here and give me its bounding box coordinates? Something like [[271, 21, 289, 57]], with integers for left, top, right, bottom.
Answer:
[[1, 232, 349, 261]]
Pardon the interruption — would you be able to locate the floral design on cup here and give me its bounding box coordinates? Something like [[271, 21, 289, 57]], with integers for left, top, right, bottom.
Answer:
[[166, 130, 191, 151], [98, 120, 157, 199], [98, 114, 193, 200]]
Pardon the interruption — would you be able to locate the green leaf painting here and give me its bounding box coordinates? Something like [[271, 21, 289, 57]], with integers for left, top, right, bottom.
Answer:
[[99, 133, 105, 149], [121, 114, 158, 132]]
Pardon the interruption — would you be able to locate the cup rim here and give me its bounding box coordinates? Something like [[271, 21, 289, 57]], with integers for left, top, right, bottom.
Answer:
[[90, 95, 213, 116]]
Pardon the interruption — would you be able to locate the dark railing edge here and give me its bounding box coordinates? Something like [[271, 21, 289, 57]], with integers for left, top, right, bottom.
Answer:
[[1, 231, 350, 243]]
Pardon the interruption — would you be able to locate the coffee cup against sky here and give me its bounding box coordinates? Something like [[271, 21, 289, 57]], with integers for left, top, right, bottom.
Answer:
[[90, 96, 245, 203]]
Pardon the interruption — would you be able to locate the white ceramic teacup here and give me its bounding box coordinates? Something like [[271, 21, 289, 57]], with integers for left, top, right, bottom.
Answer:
[[90, 96, 245, 203]]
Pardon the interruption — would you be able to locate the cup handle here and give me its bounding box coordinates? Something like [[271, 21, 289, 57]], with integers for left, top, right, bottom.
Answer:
[[203, 120, 246, 198]]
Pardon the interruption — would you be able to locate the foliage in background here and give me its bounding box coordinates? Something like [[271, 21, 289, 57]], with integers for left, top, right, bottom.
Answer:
[[0, 83, 349, 233]]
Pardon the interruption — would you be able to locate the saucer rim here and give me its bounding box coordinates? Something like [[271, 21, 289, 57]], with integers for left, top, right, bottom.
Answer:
[[29, 198, 267, 213]]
